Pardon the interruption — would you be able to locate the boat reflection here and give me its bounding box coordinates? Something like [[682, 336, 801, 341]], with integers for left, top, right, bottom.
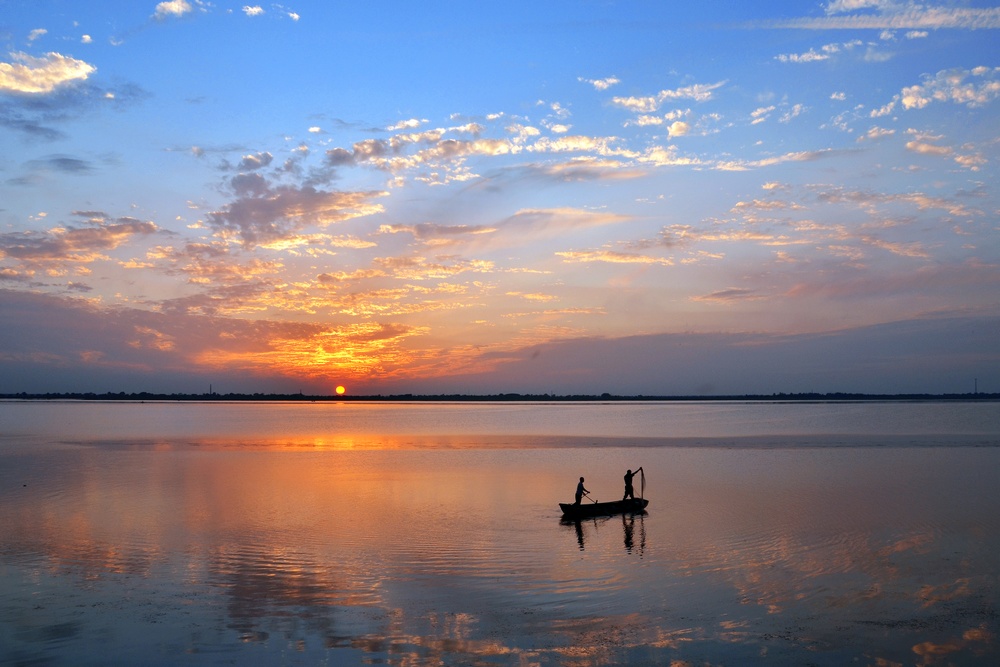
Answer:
[[561, 512, 646, 556]]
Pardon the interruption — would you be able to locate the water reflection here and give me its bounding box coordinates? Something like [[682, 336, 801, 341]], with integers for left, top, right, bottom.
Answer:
[[0, 442, 998, 665], [561, 513, 646, 556]]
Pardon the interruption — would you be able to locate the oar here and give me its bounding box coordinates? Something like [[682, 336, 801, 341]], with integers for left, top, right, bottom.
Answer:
[[584, 491, 598, 504]]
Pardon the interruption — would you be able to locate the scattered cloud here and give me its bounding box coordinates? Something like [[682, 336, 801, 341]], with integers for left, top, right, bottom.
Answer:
[[579, 76, 620, 91], [775, 40, 862, 63], [900, 67, 1000, 110]]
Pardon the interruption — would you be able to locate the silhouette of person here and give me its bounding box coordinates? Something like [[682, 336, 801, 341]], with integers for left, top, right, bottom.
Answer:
[[575, 476, 589, 505], [623, 467, 643, 501]]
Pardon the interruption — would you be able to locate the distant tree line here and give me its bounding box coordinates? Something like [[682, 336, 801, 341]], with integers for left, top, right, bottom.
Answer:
[[1, 391, 996, 402]]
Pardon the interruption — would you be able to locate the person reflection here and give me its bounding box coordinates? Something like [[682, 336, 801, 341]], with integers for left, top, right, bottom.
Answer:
[[622, 513, 634, 552], [622, 513, 646, 556], [574, 520, 585, 551]]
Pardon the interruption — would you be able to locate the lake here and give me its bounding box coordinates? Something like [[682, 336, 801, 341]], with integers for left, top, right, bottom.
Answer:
[[1, 400, 999, 665]]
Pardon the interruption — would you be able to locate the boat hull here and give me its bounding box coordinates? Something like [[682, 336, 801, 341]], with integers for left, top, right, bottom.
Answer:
[[559, 498, 648, 518]]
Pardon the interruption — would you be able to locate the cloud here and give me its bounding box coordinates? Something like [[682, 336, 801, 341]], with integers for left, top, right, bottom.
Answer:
[[0, 288, 359, 392], [860, 236, 930, 258], [387, 118, 426, 131], [764, 3, 1000, 29], [446, 313, 1000, 395], [667, 121, 690, 138], [324, 134, 521, 182], [207, 176, 387, 247], [905, 140, 951, 157], [579, 76, 620, 91], [381, 207, 630, 253], [0, 217, 159, 268], [0, 52, 96, 94], [811, 185, 974, 217], [775, 40, 862, 63], [857, 126, 895, 142], [28, 29, 48, 42], [779, 103, 807, 123], [153, 0, 193, 20], [379, 222, 497, 244], [900, 67, 1000, 110], [714, 149, 841, 171], [23, 154, 94, 174], [751, 105, 776, 124], [555, 249, 672, 266], [242, 5, 265, 17], [692, 288, 764, 303], [238, 151, 274, 170], [612, 81, 725, 113]]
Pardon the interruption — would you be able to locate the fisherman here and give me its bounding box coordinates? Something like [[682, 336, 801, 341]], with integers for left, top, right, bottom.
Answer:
[[623, 467, 643, 501], [574, 476, 589, 505]]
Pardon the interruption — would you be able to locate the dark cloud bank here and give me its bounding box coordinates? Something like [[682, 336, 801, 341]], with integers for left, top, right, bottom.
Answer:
[[1, 289, 995, 395]]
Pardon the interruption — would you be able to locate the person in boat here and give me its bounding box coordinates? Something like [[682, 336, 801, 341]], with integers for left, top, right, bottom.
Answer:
[[623, 467, 643, 501], [574, 477, 589, 505]]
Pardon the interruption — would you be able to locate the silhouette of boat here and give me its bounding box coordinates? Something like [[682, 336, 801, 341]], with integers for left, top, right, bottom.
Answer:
[[559, 498, 648, 518]]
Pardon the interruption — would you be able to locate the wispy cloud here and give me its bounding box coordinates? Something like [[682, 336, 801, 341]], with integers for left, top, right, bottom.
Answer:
[[692, 288, 764, 303], [611, 81, 726, 113], [762, 2, 1000, 29], [556, 249, 673, 266]]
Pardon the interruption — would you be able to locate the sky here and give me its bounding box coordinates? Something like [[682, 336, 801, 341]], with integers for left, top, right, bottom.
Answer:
[[1, 0, 999, 396]]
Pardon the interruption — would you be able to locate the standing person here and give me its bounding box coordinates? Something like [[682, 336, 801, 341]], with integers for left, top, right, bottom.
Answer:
[[575, 477, 589, 505], [623, 467, 643, 501]]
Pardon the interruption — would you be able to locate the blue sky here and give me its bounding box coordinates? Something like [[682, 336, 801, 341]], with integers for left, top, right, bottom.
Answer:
[[1, 0, 998, 395]]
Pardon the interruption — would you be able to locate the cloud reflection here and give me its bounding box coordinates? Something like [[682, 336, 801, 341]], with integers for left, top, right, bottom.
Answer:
[[0, 444, 997, 664]]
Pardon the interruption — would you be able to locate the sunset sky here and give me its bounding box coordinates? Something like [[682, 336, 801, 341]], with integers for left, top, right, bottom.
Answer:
[[2, 0, 998, 395]]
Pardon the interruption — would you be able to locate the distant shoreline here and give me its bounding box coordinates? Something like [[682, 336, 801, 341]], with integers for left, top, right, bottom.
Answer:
[[2, 391, 997, 402]]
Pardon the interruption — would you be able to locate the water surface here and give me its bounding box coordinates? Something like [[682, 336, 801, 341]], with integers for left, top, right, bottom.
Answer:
[[1, 401, 998, 665]]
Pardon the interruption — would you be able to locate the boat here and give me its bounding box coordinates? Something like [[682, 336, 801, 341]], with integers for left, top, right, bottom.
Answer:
[[559, 498, 648, 519]]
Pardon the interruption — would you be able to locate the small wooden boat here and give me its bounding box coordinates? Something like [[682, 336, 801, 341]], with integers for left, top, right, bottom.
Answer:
[[559, 498, 648, 519]]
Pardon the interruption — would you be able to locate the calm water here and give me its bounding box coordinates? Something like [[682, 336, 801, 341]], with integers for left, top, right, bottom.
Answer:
[[1, 401, 999, 665]]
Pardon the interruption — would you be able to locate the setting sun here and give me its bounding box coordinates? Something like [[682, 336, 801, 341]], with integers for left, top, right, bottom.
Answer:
[[335, 385, 346, 395]]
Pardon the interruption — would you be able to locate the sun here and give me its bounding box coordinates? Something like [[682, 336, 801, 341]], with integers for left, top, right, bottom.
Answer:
[[335, 385, 346, 395]]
